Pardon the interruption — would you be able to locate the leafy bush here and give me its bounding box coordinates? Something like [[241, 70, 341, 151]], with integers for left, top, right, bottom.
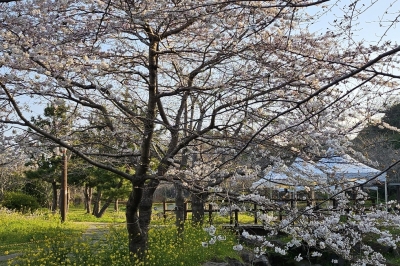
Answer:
[[1, 192, 40, 213], [22, 180, 50, 206]]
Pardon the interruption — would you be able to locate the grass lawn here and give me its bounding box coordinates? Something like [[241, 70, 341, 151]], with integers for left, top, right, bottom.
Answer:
[[1, 206, 242, 266], [0, 208, 87, 255], [66, 206, 126, 223], [3, 204, 399, 265]]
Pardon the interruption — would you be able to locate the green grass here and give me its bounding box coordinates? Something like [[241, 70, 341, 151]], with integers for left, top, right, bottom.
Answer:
[[145, 224, 241, 266], [3, 205, 400, 265], [210, 213, 256, 224], [0, 205, 126, 256], [1, 207, 242, 266], [8, 222, 241, 266], [0, 208, 87, 255], [66, 206, 126, 223]]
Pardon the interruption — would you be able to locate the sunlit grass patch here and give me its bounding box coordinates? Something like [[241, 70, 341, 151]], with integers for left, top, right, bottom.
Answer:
[[0, 208, 87, 255], [147, 223, 240, 265], [8, 221, 241, 266], [212, 213, 256, 224], [67, 205, 126, 223]]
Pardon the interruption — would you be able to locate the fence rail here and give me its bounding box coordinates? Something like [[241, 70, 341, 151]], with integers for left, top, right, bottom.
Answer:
[[157, 197, 378, 225]]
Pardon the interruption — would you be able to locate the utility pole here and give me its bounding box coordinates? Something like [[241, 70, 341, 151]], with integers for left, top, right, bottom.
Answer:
[[60, 148, 68, 222]]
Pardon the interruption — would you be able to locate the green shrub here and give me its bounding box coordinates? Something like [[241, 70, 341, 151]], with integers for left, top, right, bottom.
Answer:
[[22, 180, 50, 206], [2, 192, 40, 213]]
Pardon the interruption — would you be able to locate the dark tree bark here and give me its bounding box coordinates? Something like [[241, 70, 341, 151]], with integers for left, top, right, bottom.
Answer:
[[92, 189, 101, 216], [191, 192, 208, 225], [94, 196, 113, 218], [125, 37, 160, 257], [93, 179, 123, 217], [397, 186, 400, 204], [51, 180, 58, 212], [84, 184, 92, 214], [175, 182, 185, 235], [139, 180, 159, 240], [126, 180, 160, 257]]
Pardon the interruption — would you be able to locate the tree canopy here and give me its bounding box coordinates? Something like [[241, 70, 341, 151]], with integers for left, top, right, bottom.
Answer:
[[1, 0, 400, 263]]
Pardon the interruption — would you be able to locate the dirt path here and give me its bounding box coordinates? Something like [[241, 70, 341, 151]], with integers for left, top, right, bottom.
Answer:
[[80, 222, 113, 244], [0, 253, 21, 265]]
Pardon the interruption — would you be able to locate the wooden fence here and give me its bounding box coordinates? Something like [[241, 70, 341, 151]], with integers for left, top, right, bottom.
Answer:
[[157, 197, 378, 225]]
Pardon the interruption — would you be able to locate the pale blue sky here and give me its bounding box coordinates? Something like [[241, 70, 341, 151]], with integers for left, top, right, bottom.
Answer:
[[306, 0, 400, 45]]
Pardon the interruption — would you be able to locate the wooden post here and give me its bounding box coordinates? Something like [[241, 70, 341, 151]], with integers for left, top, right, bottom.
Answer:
[[184, 202, 188, 221], [114, 199, 119, 212], [332, 198, 337, 209], [396, 186, 400, 204], [163, 201, 167, 221], [310, 188, 315, 207], [234, 209, 239, 226], [208, 203, 213, 225], [60, 149, 68, 223]]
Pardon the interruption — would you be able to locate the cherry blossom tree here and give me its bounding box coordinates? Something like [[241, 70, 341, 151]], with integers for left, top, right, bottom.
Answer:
[[0, 132, 28, 199], [1, 0, 400, 262]]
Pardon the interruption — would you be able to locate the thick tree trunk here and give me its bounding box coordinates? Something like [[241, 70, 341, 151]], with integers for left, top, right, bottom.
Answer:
[[92, 189, 101, 216], [125, 38, 163, 259], [139, 179, 159, 241], [51, 180, 58, 212], [126, 183, 145, 256], [191, 192, 208, 225], [125, 179, 160, 258], [84, 184, 92, 214], [175, 182, 185, 235]]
